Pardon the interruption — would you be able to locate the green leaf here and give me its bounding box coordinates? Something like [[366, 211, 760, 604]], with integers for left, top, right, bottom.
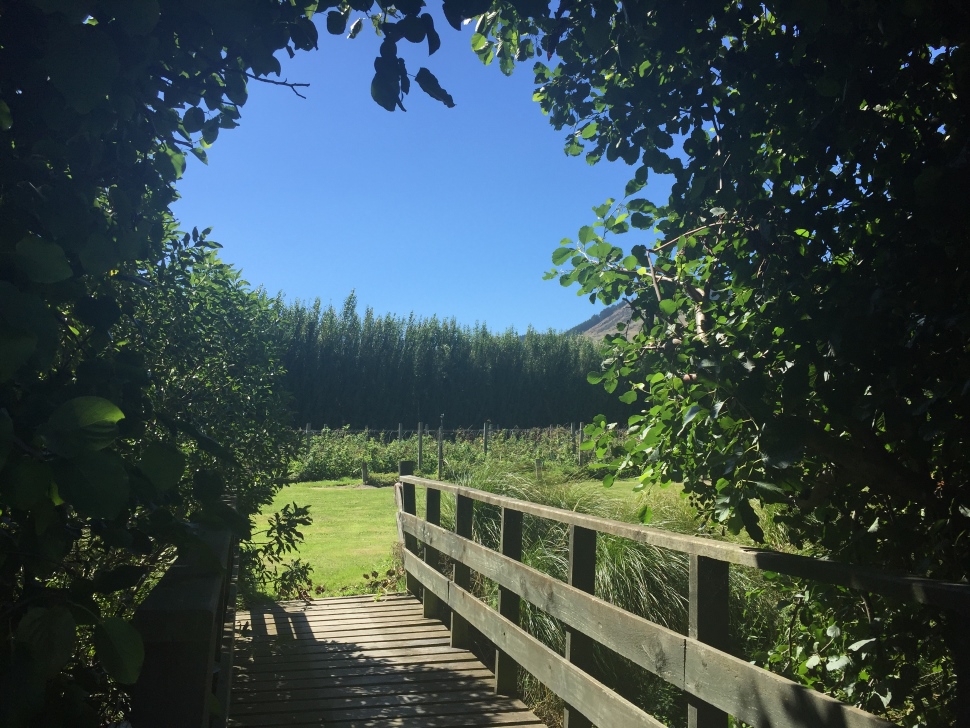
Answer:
[[183, 106, 205, 133], [326, 10, 348, 35], [45, 25, 119, 114], [580, 122, 598, 139], [0, 99, 12, 131], [471, 33, 489, 52], [53, 451, 129, 519], [348, 18, 364, 39], [15, 607, 77, 678], [0, 409, 11, 471], [552, 247, 574, 265], [682, 405, 702, 427], [826, 654, 851, 672], [138, 442, 186, 492], [6, 458, 52, 510], [94, 618, 144, 684], [42, 396, 125, 457], [593, 200, 614, 218], [165, 146, 186, 179], [619, 390, 637, 404], [415, 68, 455, 108], [15, 237, 72, 284], [848, 638, 876, 652], [658, 299, 678, 315], [92, 565, 147, 593]]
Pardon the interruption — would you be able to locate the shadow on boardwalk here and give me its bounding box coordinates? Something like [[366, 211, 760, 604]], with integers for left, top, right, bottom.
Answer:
[[229, 592, 546, 728]]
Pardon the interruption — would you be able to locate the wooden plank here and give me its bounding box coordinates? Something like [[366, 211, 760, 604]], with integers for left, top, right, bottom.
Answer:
[[684, 640, 899, 728], [233, 667, 495, 696], [495, 507, 523, 696], [238, 620, 444, 641], [451, 493, 475, 649], [406, 552, 666, 728], [564, 525, 596, 728], [232, 684, 508, 714], [424, 486, 446, 619], [399, 476, 970, 610], [688, 555, 729, 728], [231, 594, 546, 728], [235, 646, 478, 674], [230, 706, 541, 728], [401, 514, 686, 687]]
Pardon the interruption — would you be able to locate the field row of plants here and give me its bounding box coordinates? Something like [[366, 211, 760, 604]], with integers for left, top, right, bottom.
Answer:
[[290, 425, 594, 483]]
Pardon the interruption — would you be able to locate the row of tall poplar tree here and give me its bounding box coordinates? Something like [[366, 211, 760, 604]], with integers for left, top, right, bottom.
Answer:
[[278, 293, 624, 428]]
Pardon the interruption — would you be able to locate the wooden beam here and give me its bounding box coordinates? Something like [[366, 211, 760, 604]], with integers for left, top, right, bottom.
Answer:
[[398, 476, 970, 611], [451, 494, 474, 649], [495, 507, 522, 696], [688, 555, 729, 728], [423, 487, 445, 620], [401, 514, 684, 688], [564, 525, 597, 728], [405, 553, 666, 728]]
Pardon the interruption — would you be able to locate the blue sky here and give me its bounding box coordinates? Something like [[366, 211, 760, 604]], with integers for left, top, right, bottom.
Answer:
[[171, 13, 668, 332]]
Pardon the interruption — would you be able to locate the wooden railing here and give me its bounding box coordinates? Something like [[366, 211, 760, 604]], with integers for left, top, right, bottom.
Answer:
[[395, 465, 970, 728], [129, 526, 238, 728]]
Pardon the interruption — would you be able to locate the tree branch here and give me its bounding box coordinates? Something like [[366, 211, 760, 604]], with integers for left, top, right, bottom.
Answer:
[[244, 73, 310, 99]]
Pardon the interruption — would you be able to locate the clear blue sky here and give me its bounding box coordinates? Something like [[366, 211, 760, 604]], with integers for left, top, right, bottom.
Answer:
[[171, 13, 668, 333]]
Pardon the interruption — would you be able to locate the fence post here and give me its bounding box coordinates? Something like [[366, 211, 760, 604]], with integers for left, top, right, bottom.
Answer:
[[422, 485, 446, 620], [564, 525, 597, 728], [398, 461, 420, 596], [494, 507, 523, 696], [451, 493, 474, 649], [578, 422, 584, 466], [361, 461, 368, 485], [437, 414, 444, 480], [688, 554, 730, 728], [417, 422, 423, 471]]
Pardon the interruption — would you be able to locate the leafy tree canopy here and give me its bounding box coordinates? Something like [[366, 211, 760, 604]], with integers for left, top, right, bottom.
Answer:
[[461, 0, 969, 722]]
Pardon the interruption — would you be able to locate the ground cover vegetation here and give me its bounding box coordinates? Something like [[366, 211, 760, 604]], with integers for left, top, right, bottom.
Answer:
[[280, 293, 626, 428], [292, 423, 589, 482]]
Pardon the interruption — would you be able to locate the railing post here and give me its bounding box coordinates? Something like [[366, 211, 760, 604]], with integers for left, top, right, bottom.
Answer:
[[437, 414, 444, 480], [495, 507, 523, 696], [423, 486, 445, 620], [688, 554, 730, 728], [564, 525, 597, 728], [399, 461, 420, 596], [577, 422, 584, 466], [417, 422, 423, 471], [451, 493, 474, 649]]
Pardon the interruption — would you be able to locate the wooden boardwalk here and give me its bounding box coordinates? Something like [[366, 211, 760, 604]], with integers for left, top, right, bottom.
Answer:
[[229, 592, 546, 727]]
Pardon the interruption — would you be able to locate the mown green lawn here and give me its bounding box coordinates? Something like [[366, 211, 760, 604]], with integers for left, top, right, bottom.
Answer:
[[253, 475, 677, 595], [253, 479, 424, 595]]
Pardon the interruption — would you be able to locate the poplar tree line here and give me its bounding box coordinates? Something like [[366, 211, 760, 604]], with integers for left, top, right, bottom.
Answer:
[[278, 293, 623, 428]]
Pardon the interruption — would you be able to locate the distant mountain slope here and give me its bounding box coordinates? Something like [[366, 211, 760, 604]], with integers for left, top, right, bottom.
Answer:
[[567, 301, 641, 340]]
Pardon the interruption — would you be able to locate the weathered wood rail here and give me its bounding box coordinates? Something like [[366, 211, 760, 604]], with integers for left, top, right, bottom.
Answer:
[[396, 465, 970, 728], [130, 526, 238, 728]]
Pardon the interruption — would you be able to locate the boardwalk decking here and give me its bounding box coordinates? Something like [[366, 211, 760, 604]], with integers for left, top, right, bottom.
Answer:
[[229, 592, 547, 727]]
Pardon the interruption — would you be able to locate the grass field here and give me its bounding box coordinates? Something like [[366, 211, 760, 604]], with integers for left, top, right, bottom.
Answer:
[[253, 479, 425, 595], [253, 473, 686, 595]]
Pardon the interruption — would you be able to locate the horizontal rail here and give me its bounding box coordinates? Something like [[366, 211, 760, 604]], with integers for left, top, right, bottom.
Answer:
[[404, 552, 667, 728], [401, 514, 895, 728], [400, 475, 970, 611]]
